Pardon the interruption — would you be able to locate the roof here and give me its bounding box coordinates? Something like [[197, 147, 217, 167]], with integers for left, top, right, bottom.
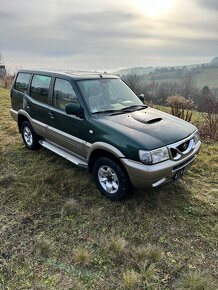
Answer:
[[17, 69, 119, 80]]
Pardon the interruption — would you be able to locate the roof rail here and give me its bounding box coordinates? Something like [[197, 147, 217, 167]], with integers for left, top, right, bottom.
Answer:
[[64, 70, 107, 76]]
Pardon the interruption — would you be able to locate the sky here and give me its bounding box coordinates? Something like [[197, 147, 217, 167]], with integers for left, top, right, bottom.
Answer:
[[0, 0, 218, 71]]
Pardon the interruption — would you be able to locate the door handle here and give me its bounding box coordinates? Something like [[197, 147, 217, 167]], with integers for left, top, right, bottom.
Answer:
[[49, 111, 55, 119], [24, 99, 31, 109]]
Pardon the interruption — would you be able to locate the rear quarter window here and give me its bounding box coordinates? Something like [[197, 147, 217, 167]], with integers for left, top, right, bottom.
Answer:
[[30, 74, 51, 104], [14, 73, 31, 93]]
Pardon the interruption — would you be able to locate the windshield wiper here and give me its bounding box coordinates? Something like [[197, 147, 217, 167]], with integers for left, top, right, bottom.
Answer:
[[109, 105, 147, 116], [92, 105, 147, 116], [120, 105, 147, 111], [92, 109, 120, 115]]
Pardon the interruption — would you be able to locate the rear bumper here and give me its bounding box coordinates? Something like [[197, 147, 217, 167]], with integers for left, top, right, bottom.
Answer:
[[120, 141, 201, 189]]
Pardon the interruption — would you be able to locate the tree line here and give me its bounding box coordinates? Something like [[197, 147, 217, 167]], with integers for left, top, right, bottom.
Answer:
[[121, 71, 218, 140]]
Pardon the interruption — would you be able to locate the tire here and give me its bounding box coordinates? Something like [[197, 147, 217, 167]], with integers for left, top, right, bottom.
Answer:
[[93, 157, 132, 201], [21, 121, 40, 150]]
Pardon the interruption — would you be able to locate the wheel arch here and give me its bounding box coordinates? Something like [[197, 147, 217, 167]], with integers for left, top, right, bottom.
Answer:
[[88, 144, 128, 177], [18, 114, 30, 133]]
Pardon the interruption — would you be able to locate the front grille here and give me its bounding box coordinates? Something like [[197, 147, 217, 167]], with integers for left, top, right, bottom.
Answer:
[[177, 140, 190, 152], [170, 147, 178, 158], [167, 135, 195, 161]]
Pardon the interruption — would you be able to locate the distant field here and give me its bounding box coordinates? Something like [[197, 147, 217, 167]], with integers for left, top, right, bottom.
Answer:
[[193, 68, 218, 89], [142, 67, 218, 90], [0, 88, 217, 289]]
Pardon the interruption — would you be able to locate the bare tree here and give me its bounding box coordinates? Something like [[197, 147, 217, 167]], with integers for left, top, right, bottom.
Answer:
[[181, 72, 196, 99], [121, 69, 141, 95], [0, 53, 3, 65], [201, 86, 218, 140]]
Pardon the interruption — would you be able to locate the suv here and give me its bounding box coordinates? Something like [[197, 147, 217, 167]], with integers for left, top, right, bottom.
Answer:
[[10, 70, 201, 200]]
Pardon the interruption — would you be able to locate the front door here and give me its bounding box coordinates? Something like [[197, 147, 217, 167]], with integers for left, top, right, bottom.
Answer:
[[47, 77, 89, 159]]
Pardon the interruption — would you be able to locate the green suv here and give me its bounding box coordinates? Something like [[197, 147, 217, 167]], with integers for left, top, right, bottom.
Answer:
[[10, 70, 201, 200]]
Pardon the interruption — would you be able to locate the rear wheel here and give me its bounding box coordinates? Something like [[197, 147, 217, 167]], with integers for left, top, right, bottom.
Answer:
[[21, 121, 40, 150], [93, 157, 132, 200]]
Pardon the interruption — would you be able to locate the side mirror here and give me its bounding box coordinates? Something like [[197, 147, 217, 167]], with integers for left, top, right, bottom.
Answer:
[[65, 103, 84, 118], [139, 94, 145, 102]]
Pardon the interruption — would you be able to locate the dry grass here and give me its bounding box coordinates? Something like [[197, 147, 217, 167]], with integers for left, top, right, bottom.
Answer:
[[146, 244, 164, 263], [177, 271, 216, 290], [122, 269, 140, 289], [36, 238, 52, 257], [0, 88, 217, 289], [108, 236, 128, 253], [72, 248, 92, 265], [61, 198, 80, 217], [132, 246, 148, 261]]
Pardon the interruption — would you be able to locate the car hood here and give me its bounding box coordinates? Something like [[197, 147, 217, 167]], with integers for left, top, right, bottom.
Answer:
[[98, 107, 197, 150]]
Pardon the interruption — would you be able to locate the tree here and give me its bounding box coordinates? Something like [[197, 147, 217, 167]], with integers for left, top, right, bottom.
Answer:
[[157, 81, 179, 104], [180, 72, 196, 99], [121, 69, 141, 95], [199, 86, 218, 140], [198, 85, 212, 112], [0, 53, 3, 65]]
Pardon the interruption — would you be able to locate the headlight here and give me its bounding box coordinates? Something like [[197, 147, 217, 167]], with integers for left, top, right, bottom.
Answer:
[[139, 146, 169, 164], [193, 130, 200, 144]]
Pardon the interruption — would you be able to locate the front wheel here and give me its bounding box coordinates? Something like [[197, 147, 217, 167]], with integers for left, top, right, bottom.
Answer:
[[21, 121, 40, 150], [93, 157, 132, 201]]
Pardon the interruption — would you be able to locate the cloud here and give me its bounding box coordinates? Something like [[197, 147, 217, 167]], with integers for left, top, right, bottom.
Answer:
[[0, 0, 217, 69], [196, 0, 218, 11]]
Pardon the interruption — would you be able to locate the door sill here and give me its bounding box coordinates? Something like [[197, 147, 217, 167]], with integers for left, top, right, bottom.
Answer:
[[39, 140, 88, 168]]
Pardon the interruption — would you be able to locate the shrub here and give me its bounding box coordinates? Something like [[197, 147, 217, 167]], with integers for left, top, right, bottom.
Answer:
[[167, 95, 195, 122]]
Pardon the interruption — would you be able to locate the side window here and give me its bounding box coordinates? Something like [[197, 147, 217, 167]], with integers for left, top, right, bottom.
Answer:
[[30, 74, 51, 104], [53, 78, 78, 110], [14, 73, 31, 93]]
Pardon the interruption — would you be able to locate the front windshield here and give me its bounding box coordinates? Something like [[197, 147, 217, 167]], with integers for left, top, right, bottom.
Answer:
[[77, 78, 143, 113]]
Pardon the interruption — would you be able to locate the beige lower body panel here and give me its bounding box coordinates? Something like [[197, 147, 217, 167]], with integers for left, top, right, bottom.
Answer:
[[121, 141, 201, 189], [31, 119, 47, 137], [10, 109, 18, 122], [47, 126, 91, 159]]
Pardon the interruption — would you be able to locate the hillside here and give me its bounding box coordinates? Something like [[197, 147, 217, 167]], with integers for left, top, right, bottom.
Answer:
[[117, 57, 218, 90], [0, 88, 217, 289], [142, 67, 218, 90]]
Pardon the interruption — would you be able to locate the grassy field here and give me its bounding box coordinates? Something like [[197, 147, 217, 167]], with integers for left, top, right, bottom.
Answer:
[[0, 88, 217, 289]]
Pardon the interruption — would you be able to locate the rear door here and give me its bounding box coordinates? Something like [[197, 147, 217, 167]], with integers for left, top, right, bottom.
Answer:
[[47, 77, 89, 158], [27, 74, 52, 137]]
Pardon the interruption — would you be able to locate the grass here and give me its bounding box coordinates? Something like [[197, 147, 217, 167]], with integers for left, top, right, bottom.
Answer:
[[72, 248, 92, 265], [177, 271, 216, 290], [108, 237, 127, 253], [0, 88, 217, 289], [122, 269, 140, 289]]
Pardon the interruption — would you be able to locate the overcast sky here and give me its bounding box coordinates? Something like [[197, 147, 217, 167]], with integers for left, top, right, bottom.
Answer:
[[0, 0, 218, 71]]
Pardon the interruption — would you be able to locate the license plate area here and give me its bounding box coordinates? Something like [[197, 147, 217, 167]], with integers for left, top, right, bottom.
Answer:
[[173, 167, 186, 181]]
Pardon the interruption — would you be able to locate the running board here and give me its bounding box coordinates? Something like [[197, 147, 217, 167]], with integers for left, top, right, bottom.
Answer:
[[39, 140, 88, 168]]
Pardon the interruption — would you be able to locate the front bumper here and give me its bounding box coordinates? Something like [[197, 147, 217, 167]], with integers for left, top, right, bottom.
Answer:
[[120, 141, 201, 189]]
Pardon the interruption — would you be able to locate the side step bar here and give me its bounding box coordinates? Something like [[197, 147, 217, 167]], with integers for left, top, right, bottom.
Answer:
[[39, 140, 88, 168]]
